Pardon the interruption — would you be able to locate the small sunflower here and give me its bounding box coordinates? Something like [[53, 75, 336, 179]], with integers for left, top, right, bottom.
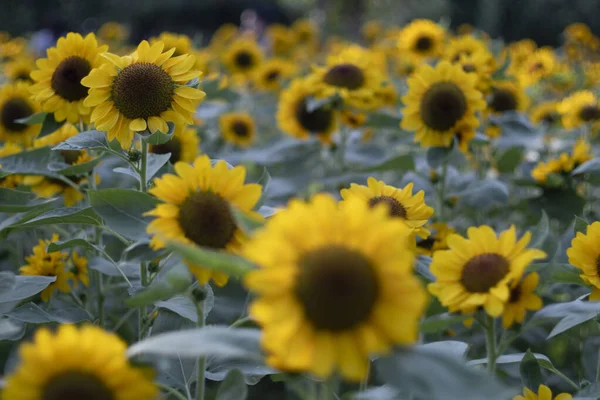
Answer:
[[361, 20, 384, 44], [401, 61, 486, 148], [340, 177, 434, 238], [3, 324, 157, 400], [0, 37, 28, 60], [531, 139, 592, 184], [428, 225, 546, 317], [530, 101, 561, 126], [145, 155, 262, 287], [219, 111, 255, 147], [341, 110, 367, 128], [243, 194, 428, 380], [82, 40, 205, 149], [557, 90, 600, 130], [291, 19, 319, 49], [3, 56, 36, 82], [277, 78, 339, 144], [71, 251, 90, 287], [567, 221, 600, 300], [19, 233, 71, 302], [397, 19, 446, 62], [150, 32, 193, 57], [209, 24, 238, 52], [416, 222, 456, 256], [29, 33, 107, 123], [443, 35, 492, 66], [252, 58, 296, 91], [222, 38, 264, 77], [149, 124, 199, 164], [0, 142, 23, 188], [98, 21, 128, 42], [502, 272, 542, 328], [514, 384, 572, 400], [487, 81, 530, 116], [0, 81, 41, 145], [518, 48, 556, 87], [454, 52, 494, 93], [266, 24, 295, 55]]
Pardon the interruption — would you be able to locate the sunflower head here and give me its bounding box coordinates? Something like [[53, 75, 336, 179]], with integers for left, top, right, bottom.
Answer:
[[222, 38, 264, 76], [219, 112, 255, 147], [514, 384, 573, 400], [486, 81, 529, 115], [266, 24, 295, 55], [530, 101, 561, 126], [70, 250, 90, 287], [557, 90, 600, 129], [502, 272, 542, 328], [0, 81, 41, 145], [209, 24, 238, 51], [150, 124, 199, 164], [252, 58, 296, 91], [517, 48, 556, 87], [98, 21, 128, 42], [291, 19, 319, 47], [416, 222, 456, 256], [3, 56, 36, 82], [568, 221, 600, 300], [151, 32, 193, 57], [397, 19, 446, 61]]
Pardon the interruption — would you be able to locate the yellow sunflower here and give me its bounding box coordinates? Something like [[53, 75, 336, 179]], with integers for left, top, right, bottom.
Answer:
[[221, 38, 264, 77], [401, 61, 486, 148], [530, 101, 561, 126], [340, 177, 434, 238], [505, 39, 538, 74], [71, 251, 90, 287], [443, 35, 493, 66], [567, 221, 600, 300], [0, 81, 41, 145], [341, 110, 367, 128], [3, 56, 36, 82], [219, 111, 255, 147], [0, 142, 23, 188], [557, 90, 600, 130], [243, 194, 428, 380], [502, 272, 542, 328], [397, 19, 446, 62], [145, 155, 262, 287], [2, 324, 157, 400], [276, 77, 339, 144], [514, 384, 572, 400], [29, 33, 107, 124], [416, 222, 456, 256], [149, 124, 199, 164], [252, 58, 296, 91], [150, 32, 193, 56], [532, 139, 593, 184], [0, 37, 28, 60], [361, 20, 384, 44], [82, 40, 205, 149], [19, 234, 71, 302], [454, 52, 494, 93], [291, 19, 319, 49], [518, 48, 556, 87], [485, 81, 530, 137], [266, 24, 295, 55], [428, 225, 546, 317], [209, 24, 238, 52], [98, 21, 128, 42]]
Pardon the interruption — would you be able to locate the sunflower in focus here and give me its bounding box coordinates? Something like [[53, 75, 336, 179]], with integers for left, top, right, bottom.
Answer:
[[150, 32, 193, 57], [557, 90, 600, 130], [252, 58, 296, 91], [149, 124, 199, 164], [501, 272, 542, 328], [2, 324, 157, 400], [267, 24, 295, 55], [19, 234, 71, 302], [3, 56, 35, 82], [82, 40, 205, 149], [397, 19, 446, 62], [518, 48, 556, 87], [145, 155, 262, 287], [98, 21, 128, 42], [416, 222, 456, 256], [514, 384, 572, 400], [428, 225, 546, 317], [243, 194, 427, 380], [340, 177, 434, 238], [0, 81, 41, 145], [277, 78, 339, 144], [222, 38, 264, 77], [0, 142, 23, 188], [567, 221, 600, 300], [70, 251, 90, 287], [219, 111, 255, 147], [29, 33, 107, 123], [401, 61, 486, 148], [530, 101, 561, 126]]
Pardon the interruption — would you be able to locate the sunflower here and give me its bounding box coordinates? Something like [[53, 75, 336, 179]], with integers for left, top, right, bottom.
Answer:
[[416, 222, 456, 256], [361, 20, 384, 45], [0, 37, 27, 60], [219, 111, 255, 147], [487, 81, 530, 116], [505, 39, 537, 74], [277, 78, 339, 144], [454, 52, 494, 93], [502, 272, 542, 328], [514, 384, 572, 400], [557, 90, 600, 130], [252, 58, 296, 91], [149, 124, 199, 164], [98, 21, 128, 42], [3, 56, 36, 82], [82, 40, 205, 149], [0, 81, 41, 145], [19, 233, 71, 302], [150, 32, 193, 56], [29, 33, 107, 124], [71, 251, 90, 287], [266, 24, 295, 55], [2, 324, 157, 400], [530, 101, 561, 126], [428, 225, 546, 317], [565, 22, 594, 45], [243, 194, 428, 380], [341, 110, 367, 128], [0, 142, 23, 188], [340, 177, 434, 238], [291, 19, 319, 49], [209, 24, 238, 52], [145, 155, 262, 287], [221, 38, 264, 77], [532, 139, 593, 184], [397, 19, 446, 62], [518, 48, 556, 87], [567, 221, 600, 300], [401, 61, 486, 148], [443, 35, 492, 66]]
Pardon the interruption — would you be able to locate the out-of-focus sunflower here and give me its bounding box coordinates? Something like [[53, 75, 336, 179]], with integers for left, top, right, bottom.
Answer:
[[98, 21, 128, 42], [505, 39, 537, 74], [361, 20, 384, 44], [291, 19, 319, 49], [82, 40, 205, 149], [266, 24, 295, 55], [487, 81, 529, 115], [0, 81, 41, 145], [209, 24, 238, 52], [0, 142, 24, 188], [219, 111, 255, 147], [454, 51, 494, 93], [401, 61, 485, 148], [0, 37, 28, 60], [443, 35, 493, 66], [340, 177, 434, 238], [3, 56, 35, 82], [340, 110, 367, 128], [29, 33, 107, 124], [502, 273, 542, 328], [416, 222, 456, 256], [145, 155, 262, 286], [514, 384, 572, 400], [518, 47, 556, 87], [277, 78, 339, 144], [150, 32, 193, 56], [252, 58, 296, 91], [530, 101, 561, 126], [557, 90, 600, 130], [397, 19, 446, 62], [149, 124, 199, 164], [70, 251, 90, 287], [243, 194, 427, 380], [568, 221, 600, 300], [222, 38, 264, 77], [531, 138, 592, 184], [565, 22, 594, 45]]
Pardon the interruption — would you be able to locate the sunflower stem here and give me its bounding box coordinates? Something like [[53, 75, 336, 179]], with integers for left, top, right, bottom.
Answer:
[[156, 383, 189, 400], [95, 271, 105, 327], [336, 125, 350, 171], [194, 296, 206, 400], [321, 376, 338, 400], [484, 315, 497, 374], [437, 157, 449, 222], [139, 139, 149, 192]]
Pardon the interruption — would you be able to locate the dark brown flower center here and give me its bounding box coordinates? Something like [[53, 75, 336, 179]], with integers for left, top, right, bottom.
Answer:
[[150, 137, 182, 163], [367, 195, 407, 218], [42, 371, 114, 400], [231, 121, 250, 137], [420, 82, 467, 131], [509, 284, 521, 303], [462, 63, 476, 73], [596, 255, 600, 277], [0, 97, 33, 132], [415, 36, 433, 51], [295, 97, 334, 134], [51, 56, 92, 102], [529, 62, 544, 72], [178, 191, 236, 249], [60, 150, 82, 165], [541, 113, 559, 124], [417, 237, 436, 250], [112, 62, 175, 120], [323, 64, 365, 90], [460, 253, 510, 293], [579, 105, 600, 122], [295, 246, 379, 332], [16, 70, 32, 82], [265, 70, 280, 82], [234, 51, 254, 69], [489, 88, 517, 113]]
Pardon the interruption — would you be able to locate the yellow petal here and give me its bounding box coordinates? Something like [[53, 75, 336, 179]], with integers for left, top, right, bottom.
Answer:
[[129, 118, 147, 132]]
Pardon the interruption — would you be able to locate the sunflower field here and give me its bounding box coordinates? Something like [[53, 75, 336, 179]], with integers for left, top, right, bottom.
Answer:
[[2, 12, 600, 400]]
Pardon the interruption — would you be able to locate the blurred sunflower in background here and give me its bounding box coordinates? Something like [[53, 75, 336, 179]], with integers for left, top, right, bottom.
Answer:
[[502, 273, 543, 328], [0, 142, 24, 188], [530, 101, 561, 126], [0, 81, 41, 145], [252, 58, 296, 92], [416, 222, 456, 256], [485, 81, 529, 138], [266, 24, 295, 56], [150, 32, 193, 57], [568, 222, 600, 300], [443, 35, 492, 66], [397, 19, 446, 62], [3, 56, 35, 82], [98, 21, 128, 43], [557, 90, 600, 130], [222, 37, 264, 78], [219, 111, 255, 147], [149, 124, 199, 164], [518, 47, 557, 87], [70, 251, 90, 288]]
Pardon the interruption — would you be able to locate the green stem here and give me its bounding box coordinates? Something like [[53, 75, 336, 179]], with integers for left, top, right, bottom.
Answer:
[[139, 139, 149, 192], [156, 383, 189, 400], [337, 125, 349, 171], [484, 315, 497, 374], [229, 316, 252, 328], [359, 362, 370, 392], [138, 262, 148, 340], [550, 368, 580, 391], [321, 377, 338, 400], [95, 271, 105, 327], [437, 157, 449, 222], [195, 299, 206, 400]]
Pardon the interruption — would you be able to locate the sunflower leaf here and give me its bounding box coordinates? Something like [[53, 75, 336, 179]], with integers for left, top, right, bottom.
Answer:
[[139, 122, 175, 145], [6, 302, 92, 324], [47, 238, 104, 254], [0, 207, 103, 239], [126, 262, 193, 307], [520, 350, 543, 391], [37, 112, 66, 138], [0, 274, 56, 304], [426, 145, 455, 169], [47, 153, 105, 176], [358, 153, 414, 172], [572, 158, 600, 176], [529, 210, 550, 249], [0, 188, 56, 212], [14, 111, 47, 125], [421, 313, 471, 333], [574, 215, 590, 235], [215, 369, 248, 400], [306, 93, 342, 113], [0, 146, 63, 178]]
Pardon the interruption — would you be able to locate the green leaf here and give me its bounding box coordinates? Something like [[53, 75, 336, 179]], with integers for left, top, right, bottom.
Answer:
[[0, 188, 56, 212], [0, 271, 16, 293], [492, 54, 512, 80], [0, 319, 21, 338], [420, 341, 469, 358], [470, 133, 490, 146], [155, 292, 207, 323], [575, 382, 600, 397], [0, 146, 63, 178], [215, 369, 248, 400], [15, 111, 47, 125], [89, 189, 159, 241], [306, 93, 341, 112], [344, 386, 401, 400], [358, 153, 415, 173], [572, 158, 600, 177], [0, 274, 56, 304], [548, 263, 586, 286], [37, 112, 65, 138], [167, 240, 256, 279], [47, 238, 103, 254], [531, 300, 600, 338], [530, 211, 550, 249], [5, 207, 102, 233], [469, 352, 552, 368], [255, 167, 271, 208], [201, 77, 239, 101], [122, 240, 162, 262], [126, 263, 192, 307], [449, 179, 509, 208], [496, 147, 523, 174], [574, 216, 589, 235], [364, 112, 402, 129], [520, 350, 543, 391], [427, 145, 454, 169], [48, 154, 105, 176], [6, 302, 92, 323], [139, 122, 175, 145], [52, 130, 124, 156], [421, 313, 470, 333], [231, 207, 265, 234], [415, 255, 435, 281]]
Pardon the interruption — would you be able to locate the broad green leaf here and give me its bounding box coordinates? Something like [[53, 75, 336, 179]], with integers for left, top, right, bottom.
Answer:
[[139, 122, 175, 145], [122, 240, 163, 262], [468, 352, 551, 367], [48, 154, 104, 176], [47, 238, 103, 254], [15, 111, 47, 125], [89, 189, 159, 241], [155, 295, 198, 322], [420, 341, 469, 358], [52, 130, 124, 156], [0, 188, 56, 212], [0, 319, 21, 338], [231, 207, 265, 234], [427, 145, 454, 169], [531, 300, 600, 338], [574, 216, 590, 235], [0, 271, 16, 294], [215, 369, 248, 400], [344, 386, 402, 400], [37, 112, 65, 138], [572, 158, 600, 176], [548, 263, 586, 286], [575, 382, 600, 397], [6, 302, 92, 323], [415, 255, 435, 281], [364, 112, 402, 129], [306, 93, 341, 112], [6, 207, 102, 232], [520, 350, 543, 391], [126, 263, 192, 307], [496, 147, 523, 174], [529, 211, 550, 249], [421, 313, 470, 333], [358, 153, 414, 173], [0, 275, 56, 304], [449, 179, 509, 208], [114, 153, 171, 184], [0, 147, 63, 178]]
